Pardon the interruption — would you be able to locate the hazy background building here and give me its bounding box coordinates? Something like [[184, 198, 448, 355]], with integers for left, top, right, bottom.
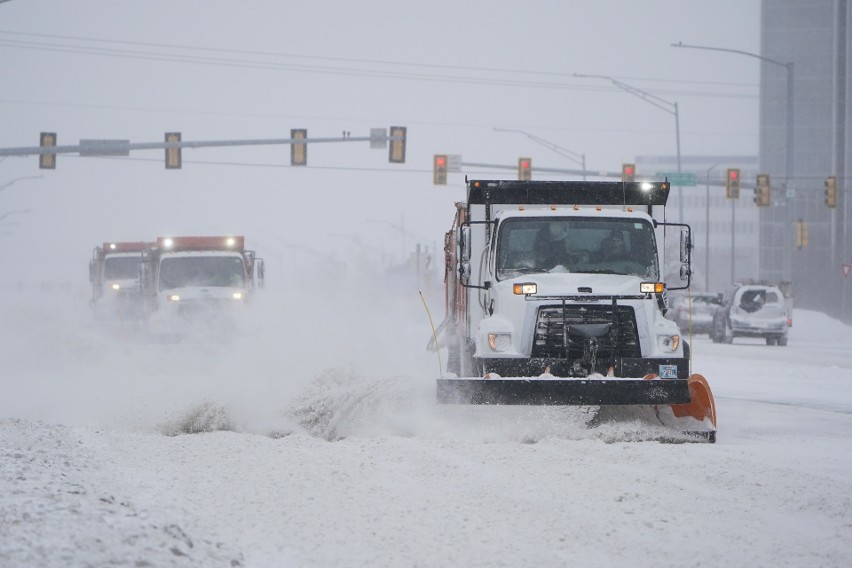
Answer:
[[761, 0, 851, 320]]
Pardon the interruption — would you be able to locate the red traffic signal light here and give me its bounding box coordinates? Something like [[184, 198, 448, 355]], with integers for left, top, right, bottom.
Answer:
[[518, 157, 532, 180], [433, 154, 448, 185], [726, 168, 741, 199], [622, 163, 635, 182]]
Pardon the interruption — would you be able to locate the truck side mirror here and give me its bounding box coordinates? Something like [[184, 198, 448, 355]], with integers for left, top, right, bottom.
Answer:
[[679, 229, 690, 263], [460, 260, 471, 280], [680, 264, 691, 281], [88, 259, 96, 284], [459, 225, 471, 262]]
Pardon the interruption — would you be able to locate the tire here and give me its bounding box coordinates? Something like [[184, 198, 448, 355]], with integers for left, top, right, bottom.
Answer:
[[722, 320, 734, 344], [765, 337, 777, 346], [778, 336, 788, 346], [710, 322, 720, 343]]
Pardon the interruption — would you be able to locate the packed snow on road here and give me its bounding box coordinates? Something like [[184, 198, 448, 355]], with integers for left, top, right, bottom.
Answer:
[[2, 284, 851, 567]]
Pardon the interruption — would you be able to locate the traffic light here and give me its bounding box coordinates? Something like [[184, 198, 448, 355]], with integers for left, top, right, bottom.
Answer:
[[622, 163, 635, 183], [518, 158, 532, 181], [164, 132, 181, 169], [725, 168, 740, 199], [433, 154, 447, 185], [291, 129, 307, 166], [795, 220, 809, 248], [39, 132, 57, 170], [388, 126, 406, 163], [754, 173, 771, 206], [825, 176, 837, 208]]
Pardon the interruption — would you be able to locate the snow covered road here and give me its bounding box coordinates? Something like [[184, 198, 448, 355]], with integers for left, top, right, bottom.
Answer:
[[2, 290, 851, 567]]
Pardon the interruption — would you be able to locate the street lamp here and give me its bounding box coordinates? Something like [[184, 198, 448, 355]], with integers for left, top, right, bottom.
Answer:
[[0, 175, 42, 193], [366, 218, 436, 264], [573, 73, 683, 220], [672, 41, 795, 281], [493, 128, 587, 181], [0, 208, 33, 222]]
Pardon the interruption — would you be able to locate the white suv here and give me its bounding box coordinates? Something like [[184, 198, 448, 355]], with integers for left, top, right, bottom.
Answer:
[[711, 283, 790, 346]]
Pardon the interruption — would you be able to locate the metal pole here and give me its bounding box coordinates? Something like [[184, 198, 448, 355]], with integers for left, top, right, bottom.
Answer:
[[783, 63, 795, 282], [731, 196, 736, 283], [706, 163, 720, 291], [493, 128, 588, 179], [573, 74, 682, 219], [675, 102, 683, 222], [671, 42, 796, 283]]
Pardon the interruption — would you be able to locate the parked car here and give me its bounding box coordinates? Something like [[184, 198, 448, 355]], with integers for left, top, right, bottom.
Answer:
[[670, 292, 722, 335], [711, 283, 790, 345]]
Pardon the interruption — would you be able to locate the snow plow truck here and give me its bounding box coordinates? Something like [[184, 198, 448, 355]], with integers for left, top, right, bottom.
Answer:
[[431, 178, 717, 442], [140, 236, 264, 337], [89, 241, 152, 321]]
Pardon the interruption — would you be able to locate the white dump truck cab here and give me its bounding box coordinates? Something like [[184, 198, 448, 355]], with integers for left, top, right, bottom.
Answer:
[[141, 236, 264, 333], [89, 241, 151, 320], [437, 179, 703, 409]]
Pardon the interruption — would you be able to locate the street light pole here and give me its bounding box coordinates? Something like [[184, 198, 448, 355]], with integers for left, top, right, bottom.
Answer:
[[493, 127, 587, 181], [573, 74, 683, 219], [705, 162, 720, 291], [672, 41, 795, 281]]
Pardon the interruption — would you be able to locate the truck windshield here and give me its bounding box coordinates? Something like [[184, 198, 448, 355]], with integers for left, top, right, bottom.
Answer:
[[496, 217, 659, 280], [159, 256, 246, 290], [104, 256, 141, 280]]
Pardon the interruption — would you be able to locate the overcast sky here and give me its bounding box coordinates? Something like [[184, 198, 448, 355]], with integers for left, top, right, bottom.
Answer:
[[0, 1, 761, 284]]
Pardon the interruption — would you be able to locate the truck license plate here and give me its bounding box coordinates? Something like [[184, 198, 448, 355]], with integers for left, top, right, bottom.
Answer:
[[659, 364, 678, 379]]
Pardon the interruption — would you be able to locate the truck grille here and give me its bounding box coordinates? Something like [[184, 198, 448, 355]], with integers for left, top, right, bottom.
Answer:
[[531, 304, 641, 360]]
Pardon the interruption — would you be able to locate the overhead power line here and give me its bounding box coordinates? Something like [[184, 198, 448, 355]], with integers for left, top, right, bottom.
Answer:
[[0, 30, 758, 99]]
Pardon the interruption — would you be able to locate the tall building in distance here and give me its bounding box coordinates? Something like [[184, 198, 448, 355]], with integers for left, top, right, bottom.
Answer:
[[761, 0, 850, 320]]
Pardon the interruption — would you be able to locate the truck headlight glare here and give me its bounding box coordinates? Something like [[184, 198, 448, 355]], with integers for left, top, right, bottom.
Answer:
[[487, 333, 511, 352], [658, 335, 680, 353], [640, 282, 665, 294], [513, 283, 537, 295], [167, 294, 180, 302], [232, 292, 244, 300], [111, 283, 121, 290]]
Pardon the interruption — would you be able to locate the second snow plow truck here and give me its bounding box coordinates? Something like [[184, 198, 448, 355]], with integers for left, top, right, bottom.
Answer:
[[89, 241, 151, 321], [140, 235, 264, 339], [431, 179, 717, 442]]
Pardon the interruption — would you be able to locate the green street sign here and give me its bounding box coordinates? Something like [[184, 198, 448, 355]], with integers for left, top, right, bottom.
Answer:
[[655, 171, 697, 186]]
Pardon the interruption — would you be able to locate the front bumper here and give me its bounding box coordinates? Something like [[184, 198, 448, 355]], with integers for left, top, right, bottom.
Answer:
[[437, 376, 690, 406], [730, 318, 788, 337]]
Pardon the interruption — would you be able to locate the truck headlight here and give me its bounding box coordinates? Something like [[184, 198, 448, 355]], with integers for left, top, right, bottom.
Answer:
[[640, 282, 665, 294], [167, 294, 180, 302], [513, 283, 537, 295], [658, 335, 680, 353], [232, 292, 244, 300], [111, 283, 121, 290], [487, 333, 511, 352]]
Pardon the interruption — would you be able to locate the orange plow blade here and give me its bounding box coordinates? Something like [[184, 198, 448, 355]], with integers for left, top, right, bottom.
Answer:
[[670, 374, 717, 428]]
